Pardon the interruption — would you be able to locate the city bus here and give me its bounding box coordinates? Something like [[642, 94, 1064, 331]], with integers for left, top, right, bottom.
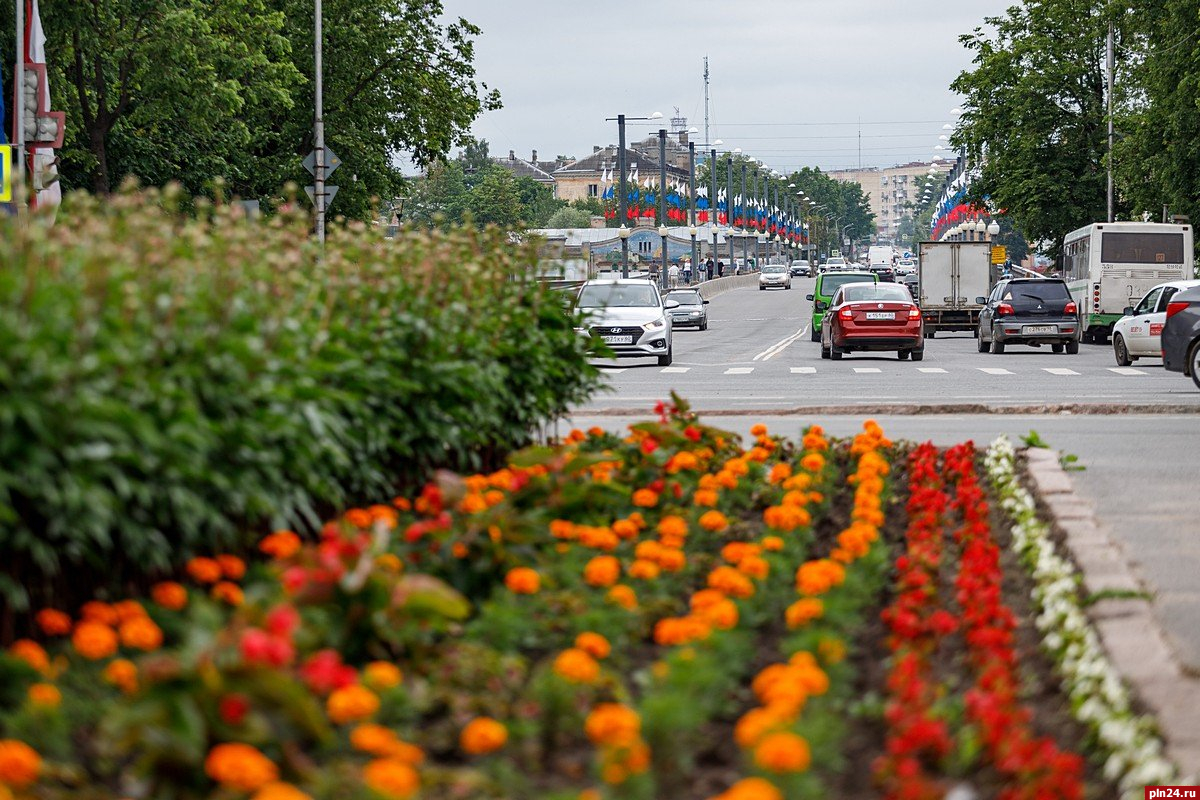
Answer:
[[1061, 221, 1194, 343]]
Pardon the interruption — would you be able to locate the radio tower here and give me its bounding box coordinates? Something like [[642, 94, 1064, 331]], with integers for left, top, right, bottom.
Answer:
[[704, 57, 711, 147]]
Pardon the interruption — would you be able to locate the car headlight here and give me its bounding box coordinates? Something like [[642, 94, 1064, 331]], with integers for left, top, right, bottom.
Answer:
[[689, 311, 700, 317], [643, 319, 665, 330]]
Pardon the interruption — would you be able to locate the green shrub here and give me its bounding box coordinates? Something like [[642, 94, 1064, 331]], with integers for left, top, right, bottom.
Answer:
[[0, 186, 602, 614]]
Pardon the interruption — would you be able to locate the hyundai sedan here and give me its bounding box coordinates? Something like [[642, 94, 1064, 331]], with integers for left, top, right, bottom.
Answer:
[[576, 279, 677, 366]]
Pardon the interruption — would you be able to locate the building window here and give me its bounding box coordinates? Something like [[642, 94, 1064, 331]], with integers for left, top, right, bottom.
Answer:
[[588, 184, 599, 197]]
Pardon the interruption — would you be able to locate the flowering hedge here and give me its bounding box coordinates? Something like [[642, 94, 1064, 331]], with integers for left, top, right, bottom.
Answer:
[[0, 407, 1178, 798], [0, 187, 601, 616]]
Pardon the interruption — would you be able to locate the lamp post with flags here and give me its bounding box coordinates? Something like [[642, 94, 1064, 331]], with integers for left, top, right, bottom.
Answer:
[[657, 129, 668, 291], [606, 111, 663, 277], [727, 151, 737, 273], [688, 141, 698, 278]]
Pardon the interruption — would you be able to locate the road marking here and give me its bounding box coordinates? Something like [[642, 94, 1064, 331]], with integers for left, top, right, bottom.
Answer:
[[853, 367, 882, 374], [599, 368, 627, 374], [790, 367, 817, 374], [1043, 368, 1080, 376], [917, 367, 948, 373], [978, 367, 1014, 375], [753, 326, 808, 361], [725, 367, 754, 375], [660, 367, 690, 373], [1109, 367, 1147, 376]]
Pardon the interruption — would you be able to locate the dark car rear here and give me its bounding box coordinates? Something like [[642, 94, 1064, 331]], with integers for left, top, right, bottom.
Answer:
[[1162, 286, 1200, 389], [977, 278, 1081, 354]]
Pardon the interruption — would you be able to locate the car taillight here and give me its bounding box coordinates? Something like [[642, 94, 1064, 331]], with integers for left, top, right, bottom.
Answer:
[[908, 307, 921, 319], [1166, 300, 1190, 319], [997, 302, 1015, 316], [1064, 301, 1077, 315], [839, 306, 853, 320]]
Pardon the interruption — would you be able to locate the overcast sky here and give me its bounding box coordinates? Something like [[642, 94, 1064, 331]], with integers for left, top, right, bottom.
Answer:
[[442, 0, 1009, 173]]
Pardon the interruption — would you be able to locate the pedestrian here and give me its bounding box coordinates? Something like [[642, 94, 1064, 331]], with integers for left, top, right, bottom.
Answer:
[[668, 262, 680, 288], [705, 258, 714, 281], [717, 260, 724, 278], [682, 263, 692, 284]]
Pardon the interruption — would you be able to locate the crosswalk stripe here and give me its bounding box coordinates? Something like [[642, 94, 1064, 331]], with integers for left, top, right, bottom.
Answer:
[[1043, 367, 1079, 375], [725, 367, 754, 374], [660, 367, 690, 373], [918, 367, 948, 373], [790, 367, 817, 374], [600, 368, 627, 374], [853, 367, 882, 374], [978, 367, 1014, 375], [1108, 367, 1146, 376]]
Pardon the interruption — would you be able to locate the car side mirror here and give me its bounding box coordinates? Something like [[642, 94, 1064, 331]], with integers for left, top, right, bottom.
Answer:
[[664, 300, 680, 309], [1122, 306, 1135, 317], [975, 296, 987, 304], [703, 300, 710, 305], [805, 294, 814, 301]]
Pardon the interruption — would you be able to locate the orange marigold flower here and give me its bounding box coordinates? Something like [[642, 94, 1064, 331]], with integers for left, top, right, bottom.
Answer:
[[693, 488, 719, 507], [611, 519, 638, 539], [112, 600, 147, 623], [458, 493, 488, 514], [363, 758, 420, 799], [768, 462, 792, 484], [251, 782, 313, 800], [35, 609, 72, 636], [782, 473, 812, 491], [750, 424, 768, 437], [656, 515, 688, 539], [734, 706, 788, 748], [583, 556, 621, 587], [753, 732, 811, 773], [351, 723, 400, 756], [217, 555, 246, 581], [653, 616, 712, 646], [0, 739, 41, 788], [79, 601, 119, 626], [718, 777, 784, 800], [575, 632, 611, 660], [151, 581, 188, 611], [376, 553, 404, 573], [584, 704, 640, 747], [795, 559, 846, 596], [260, 530, 302, 560], [707, 566, 755, 598], [818, 637, 847, 665], [118, 617, 163, 651], [607, 585, 638, 610], [345, 508, 372, 528], [627, 559, 661, 581], [550, 519, 577, 540], [72, 621, 118, 660], [762, 535, 785, 552], [204, 743, 279, 792], [27, 682, 61, 709], [737, 556, 770, 580], [211, 581, 245, 607], [103, 659, 138, 694], [8, 640, 49, 674], [721, 541, 757, 564], [327, 685, 379, 725], [631, 489, 659, 508], [186, 557, 222, 584], [800, 453, 825, 473], [553, 648, 600, 684], [689, 588, 726, 610], [665, 451, 700, 473], [785, 598, 825, 629], [579, 526, 619, 551], [634, 541, 662, 561], [451, 542, 469, 559], [363, 662, 403, 690], [694, 598, 739, 630], [699, 510, 729, 532], [460, 717, 508, 755], [656, 548, 686, 572], [504, 567, 540, 594]]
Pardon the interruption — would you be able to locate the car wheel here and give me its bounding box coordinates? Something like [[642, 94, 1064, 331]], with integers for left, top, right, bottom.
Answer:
[[759, 286, 765, 291], [699, 320, 708, 331], [925, 328, 936, 339], [898, 350, 910, 360], [911, 349, 925, 362], [810, 325, 820, 342], [1052, 344, 1064, 354], [830, 342, 843, 360], [657, 347, 673, 367], [821, 343, 830, 359], [1190, 341, 1200, 390], [1113, 334, 1132, 366], [977, 329, 989, 353], [990, 336, 1005, 354], [1065, 339, 1079, 355]]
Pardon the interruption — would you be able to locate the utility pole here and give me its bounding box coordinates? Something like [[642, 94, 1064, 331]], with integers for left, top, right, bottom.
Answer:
[[703, 57, 711, 149], [314, 0, 326, 243], [710, 148, 719, 280], [618, 115, 628, 276], [14, 0, 25, 200], [1106, 18, 1115, 223], [727, 156, 735, 272], [689, 141, 698, 275], [659, 129, 668, 291]]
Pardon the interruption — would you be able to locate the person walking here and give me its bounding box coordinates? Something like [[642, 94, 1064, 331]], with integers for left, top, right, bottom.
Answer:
[[705, 258, 714, 282], [716, 260, 724, 278], [681, 262, 692, 284], [668, 262, 680, 288]]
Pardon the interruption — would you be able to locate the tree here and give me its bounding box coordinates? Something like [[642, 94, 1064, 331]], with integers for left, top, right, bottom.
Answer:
[[403, 160, 467, 226], [545, 207, 592, 228], [950, 0, 1125, 259], [463, 167, 525, 227]]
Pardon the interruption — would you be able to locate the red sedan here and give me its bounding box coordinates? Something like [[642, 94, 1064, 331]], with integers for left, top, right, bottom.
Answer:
[[820, 282, 925, 361]]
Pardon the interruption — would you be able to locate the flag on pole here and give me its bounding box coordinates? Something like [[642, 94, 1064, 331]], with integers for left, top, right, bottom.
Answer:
[[25, 0, 61, 215]]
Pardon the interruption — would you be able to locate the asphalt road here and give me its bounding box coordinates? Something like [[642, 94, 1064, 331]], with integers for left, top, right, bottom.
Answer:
[[568, 280, 1200, 671], [578, 277, 1200, 413]]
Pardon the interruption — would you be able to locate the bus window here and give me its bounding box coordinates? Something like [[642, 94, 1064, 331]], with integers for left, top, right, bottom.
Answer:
[[1100, 232, 1185, 264]]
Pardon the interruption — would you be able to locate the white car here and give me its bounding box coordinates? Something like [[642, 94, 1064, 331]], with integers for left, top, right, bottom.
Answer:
[[1111, 279, 1200, 365], [576, 279, 676, 366], [895, 259, 917, 275], [759, 265, 792, 290]]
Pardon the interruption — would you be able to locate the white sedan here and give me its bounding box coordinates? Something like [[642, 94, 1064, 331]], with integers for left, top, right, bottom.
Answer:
[[1112, 279, 1200, 365]]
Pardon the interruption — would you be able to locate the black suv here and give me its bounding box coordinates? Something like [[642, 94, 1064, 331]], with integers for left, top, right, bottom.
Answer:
[[976, 278, 1080, 354]]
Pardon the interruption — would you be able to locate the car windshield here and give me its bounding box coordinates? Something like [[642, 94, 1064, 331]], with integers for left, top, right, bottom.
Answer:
[[1003, 281, 1070, 303], [578, 284, 660, 308], [763, 266, 786, 274], [665, 291, 702, 305], [841, 284, 911, 303], [820, 273, 875, 296], [827, 258, 846, 265]]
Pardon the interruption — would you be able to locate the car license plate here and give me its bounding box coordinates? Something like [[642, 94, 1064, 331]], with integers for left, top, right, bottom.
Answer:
[[1023, 325, 1057, 335], [865, 312, 894, 320], [602, 335, 633, 344]]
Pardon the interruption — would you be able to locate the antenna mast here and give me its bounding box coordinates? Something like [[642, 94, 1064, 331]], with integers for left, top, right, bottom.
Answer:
[[704, 56, 711, 147]]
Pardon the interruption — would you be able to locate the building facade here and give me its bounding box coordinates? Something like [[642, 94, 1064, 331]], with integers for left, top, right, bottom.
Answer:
[[829, 161, 951, 244]]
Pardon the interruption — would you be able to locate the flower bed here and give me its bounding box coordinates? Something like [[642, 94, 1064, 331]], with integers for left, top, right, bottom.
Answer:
[[0, 406, 1178, 799]]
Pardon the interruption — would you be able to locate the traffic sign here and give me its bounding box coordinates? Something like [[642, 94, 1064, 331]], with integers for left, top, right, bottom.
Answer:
[[303, 147, 342, 177], [0, 145, 10, 202], [991, 245, 1007, 264], [305, 184, 339, 206]]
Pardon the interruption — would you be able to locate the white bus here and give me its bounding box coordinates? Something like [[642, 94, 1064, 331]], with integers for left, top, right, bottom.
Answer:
[[1061, 221, 1193, 343]]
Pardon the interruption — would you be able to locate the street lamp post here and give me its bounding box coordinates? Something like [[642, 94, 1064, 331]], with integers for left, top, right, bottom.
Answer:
[[314, 0, 326, 243], [658, 129, 669, 290], [689, 225, 699, 282], [727, 154, 736, 275], [606, 110, 663, 276], [688, 141, 698, 278], [658, 224, 670, 288], [740, 161, 748, 270], [710, 148, 719, 280]]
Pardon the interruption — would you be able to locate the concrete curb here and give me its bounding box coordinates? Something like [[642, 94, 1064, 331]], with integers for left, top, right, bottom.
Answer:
[[694, 274, 760, 299], [1024, 447, 1200, 779], [575, 403, 1200, 416]]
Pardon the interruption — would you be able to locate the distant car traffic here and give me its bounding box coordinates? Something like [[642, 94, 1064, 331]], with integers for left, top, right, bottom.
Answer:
[[976, 278, 1080, 354], [664, 288, 709, 331], [1111, 279, 1200, 366], [1162, 285, 1200, 390], [575, 279, 677, 366], [870, 266, 897, 283], [820, 282, 924, 361], [759, 265, 792, 291], [895, 259, 917, 275], [901, 274, 919, 300], [789, 260, 811, 277], [807, 270, 877, 342], [824, 256, 849, 270]]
